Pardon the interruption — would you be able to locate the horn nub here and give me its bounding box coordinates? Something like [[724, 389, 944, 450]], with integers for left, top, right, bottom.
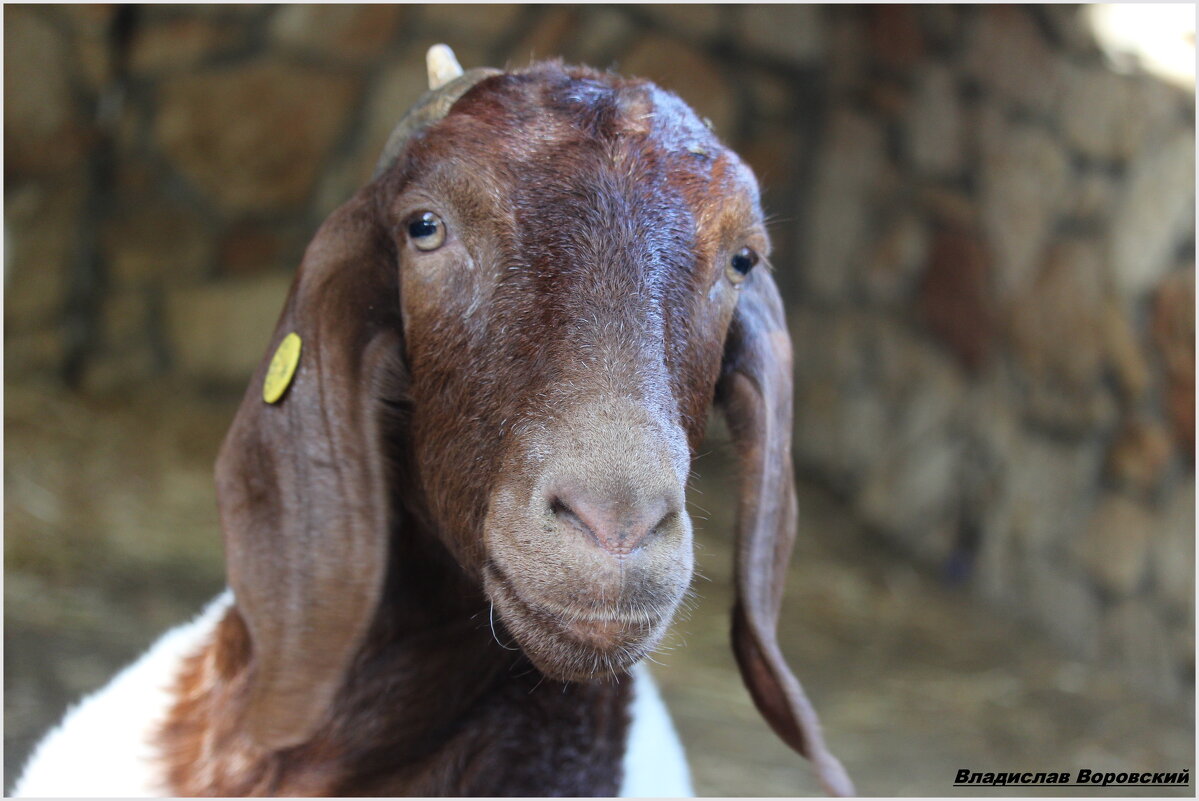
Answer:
[[427, 44, 464, 90], [373, 53, 501, 178]]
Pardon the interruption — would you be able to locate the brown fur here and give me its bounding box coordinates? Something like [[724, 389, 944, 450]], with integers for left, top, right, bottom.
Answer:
[[156, 61, 853, 796]]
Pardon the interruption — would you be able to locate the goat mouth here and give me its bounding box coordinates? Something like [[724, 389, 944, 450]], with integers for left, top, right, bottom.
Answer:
[[483, 562, 665, 681]]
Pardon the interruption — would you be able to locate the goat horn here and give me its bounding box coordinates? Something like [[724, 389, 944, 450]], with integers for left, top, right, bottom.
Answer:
[[427, 44, 464, 90], [373, 52, 501, 178]]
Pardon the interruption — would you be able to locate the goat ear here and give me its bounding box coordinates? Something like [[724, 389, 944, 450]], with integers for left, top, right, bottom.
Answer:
[[716, 269, 855, 797], [215, 188, 402, 750]]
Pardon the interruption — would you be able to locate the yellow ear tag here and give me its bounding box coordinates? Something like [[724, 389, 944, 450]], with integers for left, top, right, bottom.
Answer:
[[263, 332, 302, 404]]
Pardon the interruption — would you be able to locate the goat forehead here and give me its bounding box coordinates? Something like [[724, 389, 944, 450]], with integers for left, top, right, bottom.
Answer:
[[428, 71, 752, 208], [401, 70, 755, 383], [499, 130, 733, 278], [404, 70, 762, 268]]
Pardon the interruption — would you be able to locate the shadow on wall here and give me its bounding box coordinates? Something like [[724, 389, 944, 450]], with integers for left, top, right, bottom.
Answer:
[[4, 1, 1195, 784]]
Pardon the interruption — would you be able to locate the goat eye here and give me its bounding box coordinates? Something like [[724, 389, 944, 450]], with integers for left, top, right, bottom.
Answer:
[[727, 247, 759, 283], [407, 212, 446, 251]]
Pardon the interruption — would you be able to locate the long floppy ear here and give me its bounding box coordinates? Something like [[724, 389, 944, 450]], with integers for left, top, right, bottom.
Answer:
[[215, 45, 496, 751], [716, 268, 856, 797], [214, 190, 401, 750]]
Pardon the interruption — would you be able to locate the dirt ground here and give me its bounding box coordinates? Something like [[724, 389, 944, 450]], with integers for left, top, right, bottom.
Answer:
[[4, 380, 1194, 795]]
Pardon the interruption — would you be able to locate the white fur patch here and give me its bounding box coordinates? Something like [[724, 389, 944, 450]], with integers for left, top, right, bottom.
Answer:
[[15, 597, 690, 797], [619, 662, 693, 798], [12, 592, 233, 798]]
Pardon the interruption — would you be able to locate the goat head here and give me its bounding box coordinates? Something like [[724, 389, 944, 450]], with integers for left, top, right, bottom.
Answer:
[[215, 46, 853, 797]]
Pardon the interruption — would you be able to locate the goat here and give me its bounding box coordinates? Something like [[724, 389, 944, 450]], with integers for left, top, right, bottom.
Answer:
[[14, 46, 854, 797]]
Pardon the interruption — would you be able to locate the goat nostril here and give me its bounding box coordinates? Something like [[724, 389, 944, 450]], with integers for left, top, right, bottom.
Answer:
[[549, 491, 675, 556], [549, 496, 592, 537]]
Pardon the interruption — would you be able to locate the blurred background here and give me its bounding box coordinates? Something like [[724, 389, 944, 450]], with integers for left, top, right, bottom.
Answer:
[[4, 3, 1194, 795]]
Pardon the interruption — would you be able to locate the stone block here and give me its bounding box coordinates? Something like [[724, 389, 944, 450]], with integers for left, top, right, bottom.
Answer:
[[858, 433, 962, 562], [873, 320, 967, 442], [1058, 63, 1137, 162], [979, 120, 1071, 298], [144, 5, 267, 22], [101, 288, 151, 349], [920, 187, 977, 229], [917, 5, 965, 55], [865, 78, 908, 119], [165, 274, 293, 384], [905, 64, 962, 177], [1120, 77, 1191, 158], [4, 328, 64, 379], [219, 222, 300, 276], [1152, 268, 1196, 454], [863, 212, 928, 304], [1163, 380, 1195, 460], [1032, 4, 1095, 55], [53, 3, 116, 37], [1025, 560, 1101, 659], [918, 227, 993, 371], [1102, 599, 1180, 700], [4, 7, 87, 175], [747, 68, 798, 121], [5, 182, 86, 331], [58, 5, 115, 90], [739, 4, 824, 66], [1008, 239, 1106, 391], [737, 125, 805, 200], [968, 392, 1025, 601], [101, 193, 211, 286], [130, 17, 243, 73], [1105, 417, 1173, 494], [1002, 433, 1100, 554], [1108, 133, 1194, 297], [1055, 63, 1185, 164], [1150, 483, 1195, 617], [419, 4, 524, 45], [269, 5, 405, 63], [314, 52, 430, 218], [793, 382, 888, 493], [964, 6, 1061, 114], [965, 368, 1023, 466], [839, 321, 968, 554], [975, 506, 1020, 605], [1068, 169, 1116, 224], [573, 7, 634, 65], [506, 7, 581, 65], [788, 312, 902, 490], [1073, 494, 1154, 598], [867, 5, 924, 72], [82, 346, 160, 394], [1101, 300, 1150, 401], [155, 61, 360, 212], [1151, 267, 1196, 388], [824, 9, 866, 94], [641, 4, 724, 43], [801, 106, 887, 300], [1023, 383, 1119, 437], [788, 308, 870, 386]]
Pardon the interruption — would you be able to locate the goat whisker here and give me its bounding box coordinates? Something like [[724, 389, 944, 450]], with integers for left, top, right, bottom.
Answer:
[[489, 602, 520, 651]]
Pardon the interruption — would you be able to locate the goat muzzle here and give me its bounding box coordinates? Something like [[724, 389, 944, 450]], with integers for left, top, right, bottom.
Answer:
[[482, 398, 693, 680]]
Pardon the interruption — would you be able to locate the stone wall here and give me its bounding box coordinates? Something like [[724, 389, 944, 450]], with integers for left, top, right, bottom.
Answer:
[[780, 6, 1195, 701], [5, 5, 1194, 698]]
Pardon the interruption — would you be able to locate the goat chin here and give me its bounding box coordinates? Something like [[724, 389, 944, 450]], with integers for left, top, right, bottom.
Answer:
[[483, 560, 679, 682]]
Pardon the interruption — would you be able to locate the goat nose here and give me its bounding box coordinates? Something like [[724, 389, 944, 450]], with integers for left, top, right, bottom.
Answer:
[[549, 486, 675, 556]]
